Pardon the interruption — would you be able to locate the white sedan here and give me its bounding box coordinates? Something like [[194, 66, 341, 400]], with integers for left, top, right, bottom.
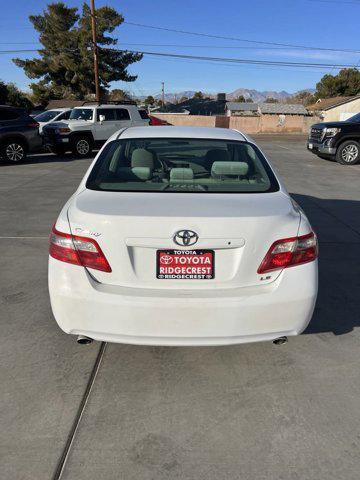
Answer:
[[48, 126, 318, 346], [34, 108, 72, 134]]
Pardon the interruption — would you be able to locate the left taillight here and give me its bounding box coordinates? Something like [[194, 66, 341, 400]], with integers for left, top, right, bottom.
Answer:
[[27, 122, 40, 128], [257, 232, 318, 274], [49, 226, 112, 273]]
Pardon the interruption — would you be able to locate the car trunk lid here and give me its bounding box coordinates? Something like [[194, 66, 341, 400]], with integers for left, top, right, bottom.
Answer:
[[67, 190, 300, 289]]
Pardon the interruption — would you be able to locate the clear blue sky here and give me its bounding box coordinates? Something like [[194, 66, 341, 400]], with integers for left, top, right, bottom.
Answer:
[[0, 0, 359, 96]]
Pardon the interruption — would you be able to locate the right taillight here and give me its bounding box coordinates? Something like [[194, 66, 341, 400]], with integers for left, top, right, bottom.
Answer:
[[49, 226, 112, 272], [257, 232, 318, 274]]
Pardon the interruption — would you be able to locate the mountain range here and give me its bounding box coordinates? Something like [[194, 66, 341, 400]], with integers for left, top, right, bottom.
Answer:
[[148, 88, 315, 103]]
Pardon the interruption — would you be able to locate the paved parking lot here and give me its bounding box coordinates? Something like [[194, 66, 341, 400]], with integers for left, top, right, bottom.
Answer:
[[1, 134, 359, 480]]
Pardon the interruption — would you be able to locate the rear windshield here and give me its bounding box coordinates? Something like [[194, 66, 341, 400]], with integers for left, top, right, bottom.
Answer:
[[138, 109, 150, 119], [86, 138, 279, 193], [34, 110, 60, 122]]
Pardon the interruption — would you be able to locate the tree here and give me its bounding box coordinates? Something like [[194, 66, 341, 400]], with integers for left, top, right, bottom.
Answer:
[[287, 91, 315, 106], [144, 95, 155, 106], [13, 2, 142, 103], [0, 81, 8, 104], [315, 68, 360, 99], [265, 97, 279, 103], [179, 96, 189, 103], [108, 89, 131, 101], [193, 91, 203, 99], [0, 80, 33, 109], [234, 95, 246, 102], [247, 97, 254, 103]]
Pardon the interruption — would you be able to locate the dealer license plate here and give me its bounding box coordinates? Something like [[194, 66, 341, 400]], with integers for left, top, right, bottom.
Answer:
[[156, 249, 215, 280]]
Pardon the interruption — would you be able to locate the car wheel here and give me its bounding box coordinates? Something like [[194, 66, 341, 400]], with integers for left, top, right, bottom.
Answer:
[[336, 140, 360, 165], [49, 146, 66, 156], [72, 137, 92, 158], [1, 140, 27, 163]]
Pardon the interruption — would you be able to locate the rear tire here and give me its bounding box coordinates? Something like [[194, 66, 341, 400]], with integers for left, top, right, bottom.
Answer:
[[71, 136, 93, 158], [1, 139, 27, 163], [336, 140, 360, 165]]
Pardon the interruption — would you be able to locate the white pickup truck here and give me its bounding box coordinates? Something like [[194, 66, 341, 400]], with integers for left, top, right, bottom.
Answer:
[[42, 103, 150, 157]]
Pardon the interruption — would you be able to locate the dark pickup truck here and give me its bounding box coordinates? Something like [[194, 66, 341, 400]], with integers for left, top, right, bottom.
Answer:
[[307, 112, 360, 165]]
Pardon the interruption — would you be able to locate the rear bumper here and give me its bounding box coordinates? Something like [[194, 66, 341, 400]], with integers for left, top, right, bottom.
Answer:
[[48, 257, 318, 346]]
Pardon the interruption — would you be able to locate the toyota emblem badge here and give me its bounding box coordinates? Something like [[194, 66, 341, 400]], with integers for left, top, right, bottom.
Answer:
[[173, 230, 199, 247]]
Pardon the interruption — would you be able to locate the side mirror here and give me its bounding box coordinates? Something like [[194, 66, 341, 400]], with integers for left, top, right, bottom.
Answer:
[[99, 115, 105, 124]]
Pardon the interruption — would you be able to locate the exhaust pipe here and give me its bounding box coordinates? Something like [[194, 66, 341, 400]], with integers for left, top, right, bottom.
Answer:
[[273, 336, 288, 345], [77, 335, 93, 345]]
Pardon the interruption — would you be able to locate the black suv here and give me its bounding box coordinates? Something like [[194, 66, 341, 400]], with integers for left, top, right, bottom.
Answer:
[[307, 112, 360, 165], [0, 105, 42, 163]]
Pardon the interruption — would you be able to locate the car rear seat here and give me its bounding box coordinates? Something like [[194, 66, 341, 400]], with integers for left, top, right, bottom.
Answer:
[[115, 149, 156, 182], [169, 168, 194, 183], [211, 161, 249, 178], [117, 167, 152, 181], [197, 161, 251, 184], [131, 148, 155, 169]]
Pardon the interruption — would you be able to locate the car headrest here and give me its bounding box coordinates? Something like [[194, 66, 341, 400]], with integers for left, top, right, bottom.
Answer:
[[117, 167, 152, 181], [211, 161, 249, 177], [131, 149, 154, 169], [170, 168, 194, 181], [205, 149, 230, 164]]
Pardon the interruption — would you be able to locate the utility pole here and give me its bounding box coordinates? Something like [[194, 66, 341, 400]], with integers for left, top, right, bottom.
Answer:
[[90, 0, 101, 103], [161, 82, 165, 107]]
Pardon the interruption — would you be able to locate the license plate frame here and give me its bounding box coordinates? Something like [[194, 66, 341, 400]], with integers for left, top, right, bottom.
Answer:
[[156, 249, 215, 280]]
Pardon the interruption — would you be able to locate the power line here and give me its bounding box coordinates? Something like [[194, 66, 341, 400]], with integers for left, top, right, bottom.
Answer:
[[0, 40, 357, 54], [116, 43, 330, 51], [0, 45, 358, 70], [113, 49, 360, 70], [123, 21, 360, 54], [0, 41, 351, 53], [0, 47, 359, 71], [0, 41, 309, 51], [140, 54, 336, 75]]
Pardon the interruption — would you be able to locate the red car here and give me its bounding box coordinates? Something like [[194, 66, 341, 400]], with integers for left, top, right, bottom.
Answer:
[[149, 114, 171, 126], [138, 109, 171, 126]]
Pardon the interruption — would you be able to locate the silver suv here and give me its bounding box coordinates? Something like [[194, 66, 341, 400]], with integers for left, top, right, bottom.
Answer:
[[42, 103, 150, 157]]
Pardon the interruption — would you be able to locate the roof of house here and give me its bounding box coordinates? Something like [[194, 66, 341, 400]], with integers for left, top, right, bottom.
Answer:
[[226, 102, 259, 112], [258, 103, 308, 115], [46, 99, 87, 110], [306, 95, 360, 112]]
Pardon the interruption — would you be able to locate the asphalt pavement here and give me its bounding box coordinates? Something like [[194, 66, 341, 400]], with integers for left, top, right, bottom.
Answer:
[[0, 135, 359, 480]]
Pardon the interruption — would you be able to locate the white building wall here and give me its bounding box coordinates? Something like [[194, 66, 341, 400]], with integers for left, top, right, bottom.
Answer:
[[324, 98, 360, 121]]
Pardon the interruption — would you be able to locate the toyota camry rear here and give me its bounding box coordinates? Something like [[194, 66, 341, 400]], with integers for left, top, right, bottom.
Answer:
[[48, 126, 318, 346]]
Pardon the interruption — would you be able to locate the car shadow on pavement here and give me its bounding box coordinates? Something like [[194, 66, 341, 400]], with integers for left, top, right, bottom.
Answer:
[[0, 152, 96, 166], [291, 193, 360, 336]]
